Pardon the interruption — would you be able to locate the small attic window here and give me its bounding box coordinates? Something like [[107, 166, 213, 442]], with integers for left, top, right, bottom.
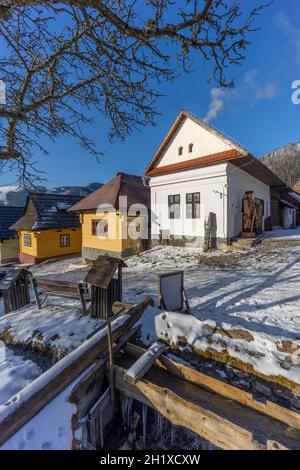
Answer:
[[188, 143, 193, 153], [178, 146, 183, 156]]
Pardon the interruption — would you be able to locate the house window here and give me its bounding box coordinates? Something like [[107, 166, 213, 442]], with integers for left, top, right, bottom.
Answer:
[[168, 194, 181, 219], [178, 146, 183, 156], [186, 192, 200, 219], [91, 219, 108, 237], [24, 233, 31, 247], [188, 143, 193, 153], [60, 234, 70, 247]]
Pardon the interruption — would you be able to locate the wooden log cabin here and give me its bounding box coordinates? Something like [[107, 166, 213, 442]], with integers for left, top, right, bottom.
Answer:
[[10, 193, 83, 264]]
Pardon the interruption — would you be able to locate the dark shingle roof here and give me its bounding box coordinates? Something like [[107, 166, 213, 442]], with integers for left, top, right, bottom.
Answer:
[[0, 206, 24, 240], [11, 193, 83, 231], [68, 173, 150, 213]]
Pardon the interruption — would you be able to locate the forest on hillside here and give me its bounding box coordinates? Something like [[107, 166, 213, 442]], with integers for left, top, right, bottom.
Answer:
[[261, 142, 300, 187]]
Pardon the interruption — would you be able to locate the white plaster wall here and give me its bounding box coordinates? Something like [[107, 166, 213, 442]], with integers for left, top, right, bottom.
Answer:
[[227, 163, 271, 238], [283, 207, 296, 229], [156, 117, 233, 168], [150, 164, 228, 242]]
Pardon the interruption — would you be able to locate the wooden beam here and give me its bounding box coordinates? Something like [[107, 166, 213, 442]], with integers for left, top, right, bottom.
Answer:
[[125, 342, 300, 431], [113, 362, 300, 450], [0, 297, 153, 446], [125, 342, 168, 384], [114, 364, 263, 450]]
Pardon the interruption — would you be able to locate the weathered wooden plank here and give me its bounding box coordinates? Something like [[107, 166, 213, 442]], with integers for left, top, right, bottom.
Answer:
[[112, 301, 134, 315], [125, 342, 168, 384], [125, 342, 300, 431], [114, 364, 264, 450], [0, 297, 153, 446], [84, 256, 126, 289], [113, 362, 300, 450], [31, 278, 42, 309]]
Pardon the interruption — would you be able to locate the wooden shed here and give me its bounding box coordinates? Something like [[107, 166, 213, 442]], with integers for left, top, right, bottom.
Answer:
[[0, 268, 31, 313], [84, 255, 127, 319]]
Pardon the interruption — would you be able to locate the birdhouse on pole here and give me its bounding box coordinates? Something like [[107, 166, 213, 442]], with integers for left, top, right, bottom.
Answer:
[[84, 255, 127, 320]]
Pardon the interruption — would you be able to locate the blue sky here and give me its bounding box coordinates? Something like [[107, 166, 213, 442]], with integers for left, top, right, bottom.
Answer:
[[2, 0, 300, 188]]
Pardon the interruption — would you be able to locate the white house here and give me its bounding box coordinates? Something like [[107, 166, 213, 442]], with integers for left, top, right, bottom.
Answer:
[[145, 110, 295, 248]]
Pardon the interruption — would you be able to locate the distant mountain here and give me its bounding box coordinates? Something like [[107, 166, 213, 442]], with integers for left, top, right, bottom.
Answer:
[[51, 182, 103, 196], [260, 142, 300, 187], [0, 182, 103, 207], [0, 186, 45, 207]]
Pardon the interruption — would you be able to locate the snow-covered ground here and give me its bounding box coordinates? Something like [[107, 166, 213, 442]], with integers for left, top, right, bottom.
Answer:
[[122, 244, 300, 339], [2, 241, 299, 358], [124, 242, 300, 384], [30, 256, 88, 282], [1, 374, 78, 450], [0, 341, 42, 405], [0, 303, 103, 360], [265, 227, 300, 240], [126, 245, 204, 270]]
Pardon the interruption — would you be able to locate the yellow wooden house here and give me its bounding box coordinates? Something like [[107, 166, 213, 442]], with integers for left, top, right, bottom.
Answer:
[[0, 206, 24, 264], [11, 193, 83, 264], [69, 173, 150, 260]]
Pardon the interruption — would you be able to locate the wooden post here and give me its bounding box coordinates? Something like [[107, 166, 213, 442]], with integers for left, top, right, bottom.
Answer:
[[77, 282, 88, 315], [107, 322, 115, 402], [31, 278, 42, 310], [118, 264, 122, 302]]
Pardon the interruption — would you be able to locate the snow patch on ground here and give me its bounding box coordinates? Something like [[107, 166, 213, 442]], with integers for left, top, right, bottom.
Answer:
[[0, 303, 103, 359], [0, 341, 42, 405], [155, 312, 300, 386], [265, 227, 300, 240], [126, 246, 204, 271], [0, 378, 77, 450], [30, 256, 87, 281]]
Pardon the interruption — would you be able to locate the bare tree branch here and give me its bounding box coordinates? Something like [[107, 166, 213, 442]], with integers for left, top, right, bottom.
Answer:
[[0, 0, 271, 185]]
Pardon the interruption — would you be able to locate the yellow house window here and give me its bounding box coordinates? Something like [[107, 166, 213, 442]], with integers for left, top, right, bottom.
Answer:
[[91, 219, 108, 237], [24, 233, 32, 247], [60, 234, 70, 247]]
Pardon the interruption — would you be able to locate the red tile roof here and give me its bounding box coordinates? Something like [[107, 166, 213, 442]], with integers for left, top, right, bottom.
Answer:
[[146, 149, 241, 176]]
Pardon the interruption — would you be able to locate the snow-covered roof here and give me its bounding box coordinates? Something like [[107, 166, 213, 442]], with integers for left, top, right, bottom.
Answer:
[[11, 193, 83, 231]]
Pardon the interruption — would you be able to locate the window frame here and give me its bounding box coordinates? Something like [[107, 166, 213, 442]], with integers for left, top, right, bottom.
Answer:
[[60, 234, 70, 247], [188, 143, 193, 153], [168, 194, 181, 219], [186, 192, 200, 219], [23, 233, 32, 247], [91, 218, 109, 237]]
